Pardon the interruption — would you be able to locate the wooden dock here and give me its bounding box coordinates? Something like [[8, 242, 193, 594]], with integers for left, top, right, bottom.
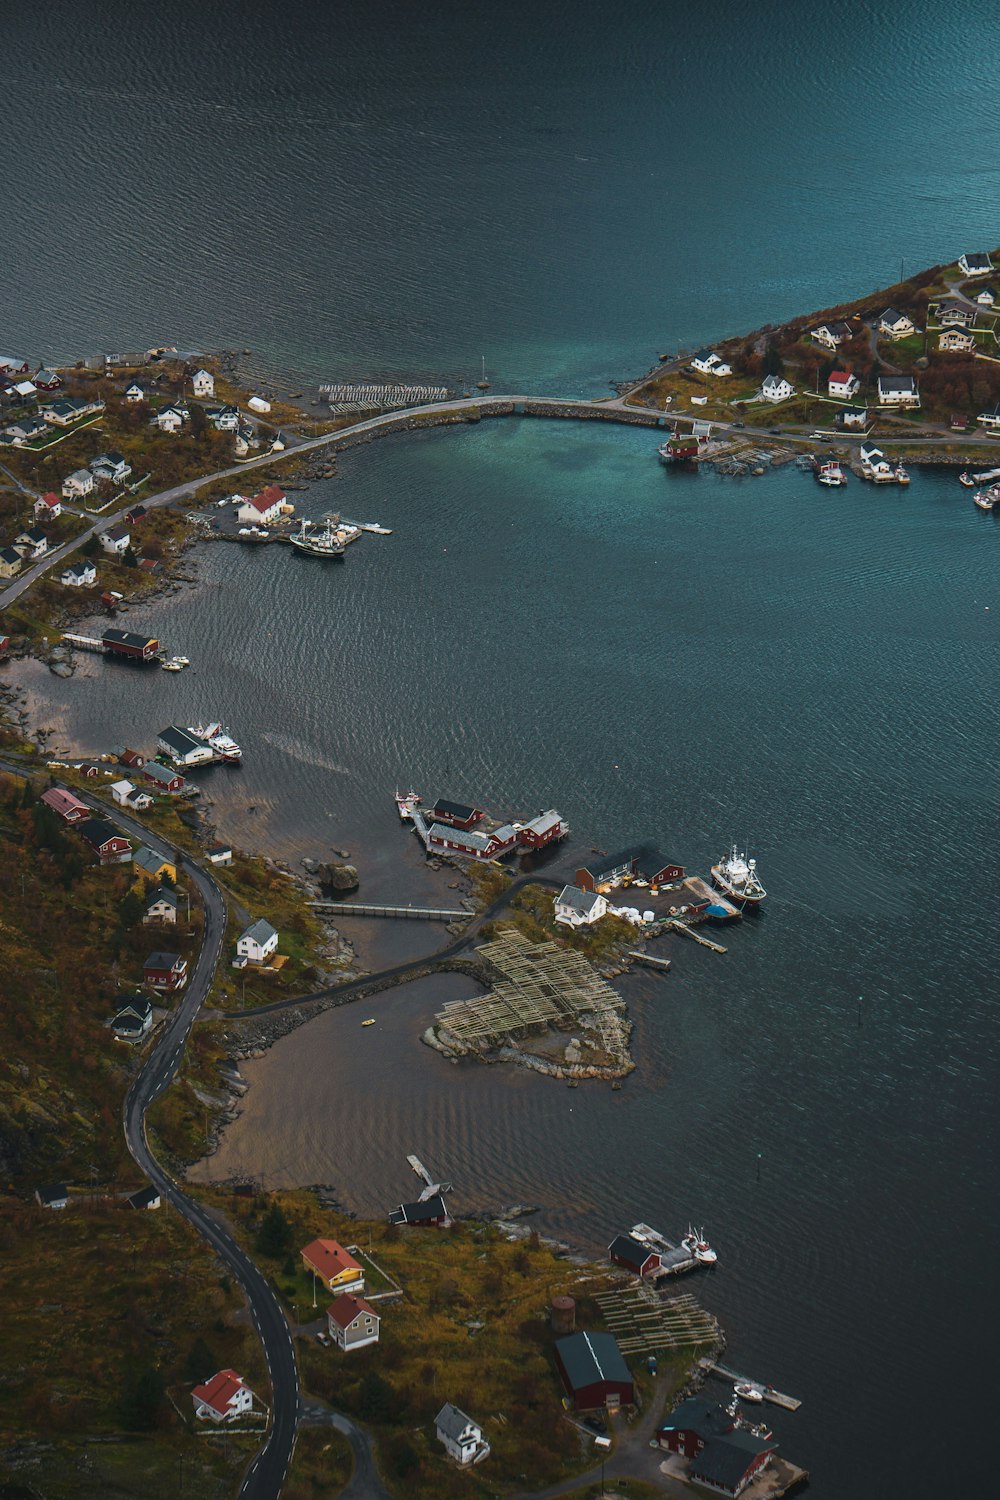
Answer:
[[626, 950, 672, 971], [698, 1358, 802, 1411], [662, 919, 727, 954], [307, 901, 468, 922]]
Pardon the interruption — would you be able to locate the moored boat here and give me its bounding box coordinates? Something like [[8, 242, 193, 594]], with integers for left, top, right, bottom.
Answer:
[[973, 485, 999, 511], [815, 460, 846, 487], [711, 844, 767, 906], [734, 1382, 766, 1404], [681, 1226, 718, 1264], [289, 518, 345, 558], [396, 788, 421, 820], [189, 721, 243, 762], [959, 472, 974, 487], [895, 465, 910, 485]]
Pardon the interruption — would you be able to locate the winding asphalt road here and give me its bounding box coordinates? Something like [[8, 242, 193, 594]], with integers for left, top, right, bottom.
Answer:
[[0, 756, 302, 1499]]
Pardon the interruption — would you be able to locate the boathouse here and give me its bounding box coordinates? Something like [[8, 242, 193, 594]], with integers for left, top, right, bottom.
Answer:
[[431, 799, 483, 830], [102, 628, 160, 662], [426, 822, 519, 860], [142, 761, 187, 794], [575, 845, 684, 894], [657, 1396, 737, 1457], [40, 787, 90, 825], [608, 1233, 661, 1278], [157, 725, 214, 766], [388, 1194, 450, 1228], [517, 809, 567, 848], [690, 1432, 776, 1496], [554, 1331, 633, 1411]]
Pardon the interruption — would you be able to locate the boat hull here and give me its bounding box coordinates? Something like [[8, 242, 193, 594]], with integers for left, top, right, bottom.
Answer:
[[710, 867, 766, 907]]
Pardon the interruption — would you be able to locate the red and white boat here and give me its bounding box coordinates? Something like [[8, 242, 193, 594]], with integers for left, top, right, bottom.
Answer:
[[711, 845, 767, 907], [395, 789, 421, 821], [973, 485, 1000, 512], [815, 460, 846, 487]]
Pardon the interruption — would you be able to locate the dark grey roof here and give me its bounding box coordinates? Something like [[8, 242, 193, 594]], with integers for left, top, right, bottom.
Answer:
[[879, 374, 917, 392], [25, 527, 47, 544], [557, 884, 602, 915], [436, 1402, 477, 1441], [389, 1195, 447, 1224], [241, 917, 277, 945], [127, 1185, 160, 1208], [36, 1183, 68, 1204], [556, 1331, 631, 1391], [143, 762, 182, 785], [0, 546, 21, 564], [104, 628, 156, 650], [659, 1396, 734, 1440], [879, 306, 910, 324], [581, 843, 676, 883], [145, 951, 183, 969], [608, 1233, 654, 1264], [433, 799, 480, 820], [158, 725, 205, 754], [962, 252, 993, 269], [146, 885, 178, 909], [692, 348, 715, 362], [78, 817, 122, 848], [691, 1433, 774, 1489]]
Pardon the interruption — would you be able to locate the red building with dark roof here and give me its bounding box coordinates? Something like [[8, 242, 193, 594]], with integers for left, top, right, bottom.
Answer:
[[431, 799, 484, 830]]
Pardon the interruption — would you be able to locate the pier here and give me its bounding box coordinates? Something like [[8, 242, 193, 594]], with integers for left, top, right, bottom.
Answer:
[[307, 900, 469, 922], [698, 1358, 802, 1411], [60, 633, 106, 653], [626, 950, 672, 971], [659, 919, 727, 953]]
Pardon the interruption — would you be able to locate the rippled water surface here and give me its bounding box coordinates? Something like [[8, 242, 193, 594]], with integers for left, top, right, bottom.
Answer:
[[8, 3, 1000, 1494]]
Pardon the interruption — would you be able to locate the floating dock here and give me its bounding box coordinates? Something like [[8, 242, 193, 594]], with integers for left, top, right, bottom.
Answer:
[[698, 1358, 802, 1411]]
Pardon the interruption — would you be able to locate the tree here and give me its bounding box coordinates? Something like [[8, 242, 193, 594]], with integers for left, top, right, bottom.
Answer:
[[762, 344, 785, 377], [123, 545, 138, 568], [254, 1201, 293, 1258], [358, 1369, 395, 1422], [118, 889, 144, 928], [118, 1365, 165, 1430], [184, 1337, 217, 1384]]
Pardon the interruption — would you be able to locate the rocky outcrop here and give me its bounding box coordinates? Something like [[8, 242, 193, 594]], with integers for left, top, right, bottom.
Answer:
[[316, 861, 359, 893]]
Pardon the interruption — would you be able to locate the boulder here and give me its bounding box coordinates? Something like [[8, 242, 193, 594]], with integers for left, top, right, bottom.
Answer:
[[317, 862, 360, 893]]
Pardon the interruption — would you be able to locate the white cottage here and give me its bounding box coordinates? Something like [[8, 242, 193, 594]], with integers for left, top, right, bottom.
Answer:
[[236, 917, 278, 964], [191, 1370, 255, 1423], [191, 368, 215, 398], [435, 1403, 489, 1466], [62, 467, 96, 500], [828, 371, 860, 399], [959, 252, 994, 278], [554, 885, 608, 927], [877, 374, 920, 407], [760, 374, 793, 403], [61, 559, 97, 587], [125, 383, 145, 403], [877, 308, 916, 340], [156, 405, 185, 433]]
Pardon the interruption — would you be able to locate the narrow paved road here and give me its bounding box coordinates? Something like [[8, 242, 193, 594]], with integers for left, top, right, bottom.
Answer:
[[0, 756, 301, 1499]]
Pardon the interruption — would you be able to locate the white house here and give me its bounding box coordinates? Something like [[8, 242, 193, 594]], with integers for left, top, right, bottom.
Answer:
[[90, 451, 131, 484], [191, 1370, 255, 1423], [691, 349, 732, 376], [828, 370, 860, 400], [839, 406, 868, 429], [327, 1293, 381, 1352], [206, 843, 233, 865], [760, 374, 794, 403], [935, 299, 976, 328], [35, 1184, 69, 1210], [62, 467, 95, 500], [4, 417, 50, 444], [237, 485, 285, 524], [978, 403, 1000, 429], [975, 286, 996, 306], [99, 523, 131, 556], [112, 996, 153, 1041], [156, 405, 185, 433], [939, 328, 976, 353], [435, 1404, 489, 1466], [15, 528, 49, 559], [61, 559, 97, 587], [192, 368, 215, 398], [34, 492, 62, 520], [811, 321, 852, 349], [877, 374, 920, 407], [41, 397, 104, 426], [236, 918, 278, 964], [877, 308, 916, 340], [124, 382, 145, 403], [554, 885, 608, 927], [959, 252, 994, 278], [144, 886, 179, 924], [111, 779, 138, 806], [860, 443, 894, 478], [213, 404, 240, 432], [126, 785, 154, 811]]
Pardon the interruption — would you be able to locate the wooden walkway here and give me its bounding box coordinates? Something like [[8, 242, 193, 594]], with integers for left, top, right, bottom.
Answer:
[[306, 900, 468, 922], [698, 1358, 802, 1410]]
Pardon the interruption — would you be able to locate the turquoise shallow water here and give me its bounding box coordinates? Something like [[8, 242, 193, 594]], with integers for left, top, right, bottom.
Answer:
[[26, 420, 999, 1497]]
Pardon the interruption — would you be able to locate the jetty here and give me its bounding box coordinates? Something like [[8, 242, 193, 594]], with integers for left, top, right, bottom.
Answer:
[[307, 900, 468, 922], [626, 950, 672, 971], [660, 919, 727, 954], [698, 1358, 802, 1411]]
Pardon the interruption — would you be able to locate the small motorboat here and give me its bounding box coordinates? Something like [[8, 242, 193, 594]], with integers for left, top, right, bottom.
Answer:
[[734, 1382, 766, 1404], [895, 465, 910, 486], [959, 472, 974, 487], [361, 1018, 376, 1027]]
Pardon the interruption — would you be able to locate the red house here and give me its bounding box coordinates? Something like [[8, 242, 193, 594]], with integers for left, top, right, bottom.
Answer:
[[0, 634, 10, 657], [32, 368, 63, 391], [576, 844, 684, 894], [144, 952, 188, 991], [657, 1397, 736, 1458], [517, 809, 568, 849], [40, 787, 90, 824], [656, 1398, 776, 1494], [119, 748, 146, 770], [426, 822, 519, 860], [431, 799, 484, 830], [608, 1233, 660, 1278], [554, 1331, 634, 1411], [77, 817, 132, 863], [143, 762, 186, 793]]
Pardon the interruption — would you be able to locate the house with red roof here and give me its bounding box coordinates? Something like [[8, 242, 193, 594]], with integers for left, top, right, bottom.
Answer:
[[327, 1292, 381, 1351], [33, 492, 62, 520], [191, 1368, 255, 1422], [827, 370, 860, 400], [301, 1237, 365, 1294], [237, 485, 285, 524], [40, 787, 90, 824]]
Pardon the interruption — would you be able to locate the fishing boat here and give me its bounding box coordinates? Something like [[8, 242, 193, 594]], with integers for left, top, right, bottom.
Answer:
[[815, 460, 846, 487], [288, 518, 345, 558], [190, 721, 243, 762], [961, 466, 1000, 488], [395, 789, 421, 821], [734, 1383, 766, 1404], [711, 845, 767, 907], [681, 1226, 718, 1264]]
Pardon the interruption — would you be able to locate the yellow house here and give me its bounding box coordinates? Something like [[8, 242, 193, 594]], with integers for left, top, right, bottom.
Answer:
[[301, 1238, 365, 1294], [132, 844, 177, 888], [0, 547, 22, 579]]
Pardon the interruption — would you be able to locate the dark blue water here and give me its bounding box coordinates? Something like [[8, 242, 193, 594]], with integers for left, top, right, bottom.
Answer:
[[7, 4, 1000, 1495]]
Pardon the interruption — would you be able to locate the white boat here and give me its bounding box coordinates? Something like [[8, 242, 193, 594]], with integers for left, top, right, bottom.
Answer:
[[711, 845, 767, 907], [681, 1225, 718, 1265], [161, 660, 184, 672], [973, 486, 998, 511], [962, 466, 1000, 487], [396, 788, 421, 820], [894, 465, 910, 486], [289, 518, 345, 558], [815, 461, 846, 487], [734, 1382, 766, 1404], [189, 721, 243, 762]]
